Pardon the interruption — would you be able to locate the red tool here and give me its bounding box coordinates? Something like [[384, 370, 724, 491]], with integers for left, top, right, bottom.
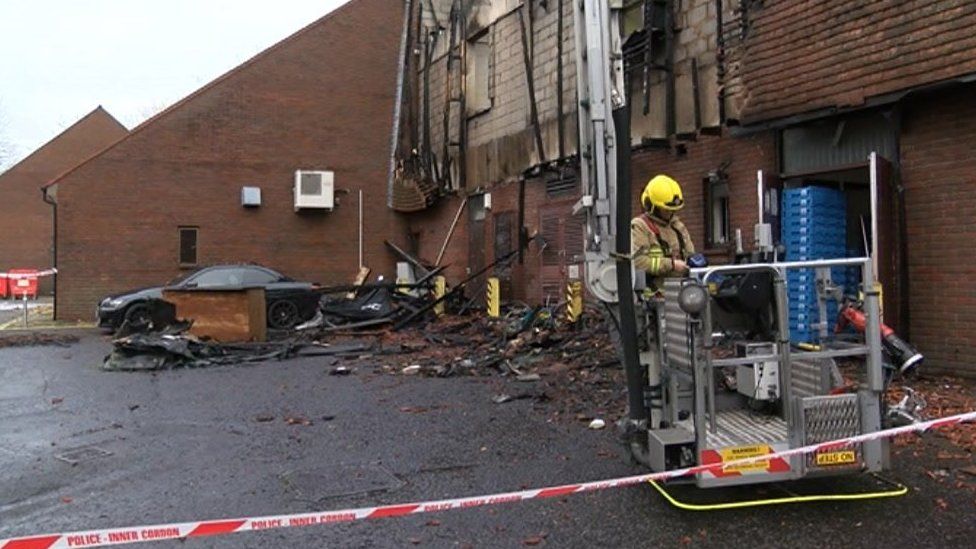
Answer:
[[836, 300, 923, 374]]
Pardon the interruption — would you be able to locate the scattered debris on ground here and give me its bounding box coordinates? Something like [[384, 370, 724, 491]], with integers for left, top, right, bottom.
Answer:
[[888, 375, 976, 452], [323, 305, 627, 422], [0, 332, 79, 348], [103, 330, 369, 371]]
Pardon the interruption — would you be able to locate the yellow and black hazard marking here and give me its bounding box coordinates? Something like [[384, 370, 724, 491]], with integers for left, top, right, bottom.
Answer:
[[565, 280, 583, 324], [433, 276, 447, 316], [486, 277, 500, 318]]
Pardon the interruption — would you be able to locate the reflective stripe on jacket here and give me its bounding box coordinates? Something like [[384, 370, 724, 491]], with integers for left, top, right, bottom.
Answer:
[[631, 213, 695, 289]]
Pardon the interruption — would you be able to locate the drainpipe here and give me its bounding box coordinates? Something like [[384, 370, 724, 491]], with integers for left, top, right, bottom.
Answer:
[[41, 185, 57, 319], [387, 0, 414, 209]]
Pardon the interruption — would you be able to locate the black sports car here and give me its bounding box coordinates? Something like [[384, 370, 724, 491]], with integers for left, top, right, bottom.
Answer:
[[97, 265, 319, 331]]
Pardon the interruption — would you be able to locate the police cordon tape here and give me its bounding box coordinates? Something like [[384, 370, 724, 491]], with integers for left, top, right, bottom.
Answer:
[[0, 269, 57, 279], [3, 410, 974, 549]]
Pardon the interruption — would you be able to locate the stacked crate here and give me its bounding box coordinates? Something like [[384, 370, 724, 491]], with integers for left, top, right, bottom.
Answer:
[[782, 187, 847, 343]]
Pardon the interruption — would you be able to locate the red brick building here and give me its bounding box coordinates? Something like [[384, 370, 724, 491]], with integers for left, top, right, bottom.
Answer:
[[0, 107, 127, 295], [45, 0, 406, 321], [393, 1, 976, 375]]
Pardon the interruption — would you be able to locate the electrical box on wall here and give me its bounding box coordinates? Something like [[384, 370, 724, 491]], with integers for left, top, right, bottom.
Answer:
[[241, 186, 262, 207], [294, 170, 335, 211]]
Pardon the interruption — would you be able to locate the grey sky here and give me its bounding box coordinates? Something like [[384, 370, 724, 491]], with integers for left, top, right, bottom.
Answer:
[[0, 0, 350, 166]]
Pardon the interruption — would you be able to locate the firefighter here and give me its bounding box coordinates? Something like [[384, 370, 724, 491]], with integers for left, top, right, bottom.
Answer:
[[631, 174, 695, 292]]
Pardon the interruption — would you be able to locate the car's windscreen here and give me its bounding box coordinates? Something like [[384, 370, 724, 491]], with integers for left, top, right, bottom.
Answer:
[[166, 271, 198, 286]]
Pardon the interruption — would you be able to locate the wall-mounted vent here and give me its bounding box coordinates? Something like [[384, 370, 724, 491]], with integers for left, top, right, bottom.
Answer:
[[294, 170, 334, 211], [241, 186, 262, 207]]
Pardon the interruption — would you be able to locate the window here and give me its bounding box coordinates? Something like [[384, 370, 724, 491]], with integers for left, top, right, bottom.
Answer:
[[705, 175, 730, 248], [466, 33, 492, 116], [621, 0, 646, 37], [187, 267, 243, 288], [243, 267, 280, 285], [470, 193, 487, 221], [179, 227, 198, 266]]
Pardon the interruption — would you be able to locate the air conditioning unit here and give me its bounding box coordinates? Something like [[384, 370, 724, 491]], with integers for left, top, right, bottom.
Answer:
[[294, 170, 335, 211]]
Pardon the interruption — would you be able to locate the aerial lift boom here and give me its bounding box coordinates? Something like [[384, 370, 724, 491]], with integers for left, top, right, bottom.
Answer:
[[572, 0, 893, 489]]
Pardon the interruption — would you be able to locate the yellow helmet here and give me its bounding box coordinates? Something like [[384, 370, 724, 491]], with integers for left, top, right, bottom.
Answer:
[[640, 174, 685, 212]]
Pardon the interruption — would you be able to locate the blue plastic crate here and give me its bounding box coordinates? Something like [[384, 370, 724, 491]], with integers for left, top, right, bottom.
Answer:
[[790, 331, 817, 343], [784, 186, 847, 203], [783, 229, 846, 241], [783, 202, 845, 212], [784, 245, 846, 255], [785, 253, 848, 262], [782, 219, 845, 228], [782, 205, 846, 217], [785, 236, 846, 247], [788, 282, 817, 294]]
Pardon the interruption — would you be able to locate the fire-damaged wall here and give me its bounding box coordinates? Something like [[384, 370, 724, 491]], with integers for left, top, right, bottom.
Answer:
[[398, 0, 748, 302], [0, 108, 127, 296], [397, 1, 976, 378], [48, 0, 405, 321], [403, 0, 579, 192]]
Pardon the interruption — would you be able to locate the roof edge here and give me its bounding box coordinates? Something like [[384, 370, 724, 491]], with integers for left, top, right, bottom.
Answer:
[[43, 0, 360, 190], [1, 106, 126, 181]]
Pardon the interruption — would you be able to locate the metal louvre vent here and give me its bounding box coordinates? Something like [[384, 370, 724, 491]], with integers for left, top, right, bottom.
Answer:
[[540, 213, 562, 267], [545, 175, 577, 198], [564, 224, 584, 264], [798, 394, 862, 469], [300, 173, 322, 196]]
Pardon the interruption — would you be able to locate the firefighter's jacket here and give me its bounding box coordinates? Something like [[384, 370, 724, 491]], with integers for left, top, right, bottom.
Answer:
[[630, 212, 695, 291]]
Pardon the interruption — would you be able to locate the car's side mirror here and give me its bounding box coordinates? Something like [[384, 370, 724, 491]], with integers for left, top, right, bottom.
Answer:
[[183, 282, 198, 289]]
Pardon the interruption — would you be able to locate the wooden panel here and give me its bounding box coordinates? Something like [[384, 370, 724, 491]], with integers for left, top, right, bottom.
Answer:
[[162, 288, 267, 342], [699, 62, 721, 129], [674, 60, 697, 136]]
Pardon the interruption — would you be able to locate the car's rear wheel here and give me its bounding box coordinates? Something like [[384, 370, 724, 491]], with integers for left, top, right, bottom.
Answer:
[[268, 299, 300, 329]]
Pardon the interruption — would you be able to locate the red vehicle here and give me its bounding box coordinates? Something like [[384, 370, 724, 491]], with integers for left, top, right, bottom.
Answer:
[[7, 269, 39, 300]]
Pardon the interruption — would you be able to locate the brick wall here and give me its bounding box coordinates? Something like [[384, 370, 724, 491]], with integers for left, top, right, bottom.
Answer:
[[900, 84, 976, 376], [0, 108, 127, 295], [630, 131, 776, 257], [407, 128, 776, 302], [51, 0, 404, 320], [738, 0, 976, 124]]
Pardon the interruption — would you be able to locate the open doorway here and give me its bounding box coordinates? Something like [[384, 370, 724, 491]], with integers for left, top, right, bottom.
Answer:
[[779, 153, 901, 331]]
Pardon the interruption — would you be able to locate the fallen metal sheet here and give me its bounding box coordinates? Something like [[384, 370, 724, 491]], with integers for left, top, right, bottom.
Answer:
[[102, 334, 369, 372], [321, 288, 395, 322]]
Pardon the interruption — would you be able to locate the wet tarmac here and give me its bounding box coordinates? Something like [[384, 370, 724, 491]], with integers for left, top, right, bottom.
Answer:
[[1, 330, 974, 548]]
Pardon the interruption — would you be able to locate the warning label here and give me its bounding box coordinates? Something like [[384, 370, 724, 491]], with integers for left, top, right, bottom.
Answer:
[[719, 445, 773, 474]]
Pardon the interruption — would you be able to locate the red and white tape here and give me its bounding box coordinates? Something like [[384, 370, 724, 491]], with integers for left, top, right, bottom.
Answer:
[[0, 269, 57, 279], [3, 410, 974, 549]]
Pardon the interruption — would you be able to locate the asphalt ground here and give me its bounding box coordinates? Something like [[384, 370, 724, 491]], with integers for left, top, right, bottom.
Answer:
[[1, 330, 974, 548]]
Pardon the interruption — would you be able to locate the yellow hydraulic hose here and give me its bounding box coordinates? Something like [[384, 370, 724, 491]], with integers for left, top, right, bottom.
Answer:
[[648, 474, 907, 511]]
